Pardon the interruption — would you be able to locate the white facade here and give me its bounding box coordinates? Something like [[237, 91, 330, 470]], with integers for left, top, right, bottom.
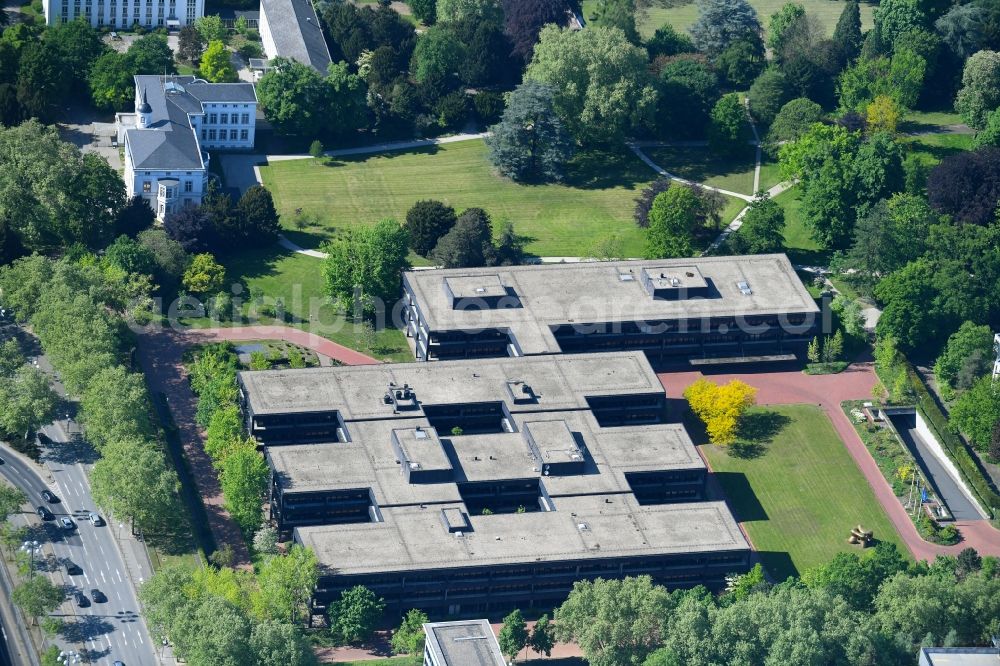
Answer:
[[44, 0, 202, 28], [259, 5, 278, 60], [197, 102, 257, 150]]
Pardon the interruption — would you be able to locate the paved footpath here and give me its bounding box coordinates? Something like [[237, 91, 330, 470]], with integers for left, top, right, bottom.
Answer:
[[658, 362, 1000, 562]]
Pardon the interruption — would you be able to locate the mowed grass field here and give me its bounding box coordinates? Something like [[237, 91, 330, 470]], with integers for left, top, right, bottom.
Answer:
[[589, 0, 877, 39], [260, 140, 656, 258], [700, 404, 907, 581], [645, 146, 784, 196]]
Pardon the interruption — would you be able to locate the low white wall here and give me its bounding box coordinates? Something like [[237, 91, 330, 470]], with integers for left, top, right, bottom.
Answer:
[[912, 410, 988, 519]]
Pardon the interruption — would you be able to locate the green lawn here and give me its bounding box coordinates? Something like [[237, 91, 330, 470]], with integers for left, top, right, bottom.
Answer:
[[181, 247, 413, 362], [645, 146, 757, 195], [260, 140, 655, 258], [773, 188, 830, 266], [700, 404, 908, 581], [583, 0, 874, 40]]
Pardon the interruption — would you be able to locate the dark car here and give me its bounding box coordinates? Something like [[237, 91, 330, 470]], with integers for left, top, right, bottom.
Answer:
[[90, 588, 107, 603], [40, 490, 58, 503], [0, 456, 6, 464], [74, 591, 89, 608], [63, 560, 82, 576], [113, 661, 125, 666], [36, 505, 53, 521]]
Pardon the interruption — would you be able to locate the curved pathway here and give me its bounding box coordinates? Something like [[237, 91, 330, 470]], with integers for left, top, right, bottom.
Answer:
[[658, 363, 1000, 561]]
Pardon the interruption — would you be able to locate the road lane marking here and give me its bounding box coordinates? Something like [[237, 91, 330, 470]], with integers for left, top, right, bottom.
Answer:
[[116, 568, 123, 583], [101, 570, 106, 583], [122, 632, 128, 646], [137, 631, 144, 645]]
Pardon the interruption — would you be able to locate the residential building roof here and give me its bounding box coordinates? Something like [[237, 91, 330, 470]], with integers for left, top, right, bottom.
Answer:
[[920, 648, 1000, 666], [260, 0, 332, 73]]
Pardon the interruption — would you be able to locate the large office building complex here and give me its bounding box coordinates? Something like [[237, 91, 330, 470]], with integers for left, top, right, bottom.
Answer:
[[238, 352, 750, 619], [422, 620, 505, 666], [402, 254, 821, 364], [44, 0, 201, 27]]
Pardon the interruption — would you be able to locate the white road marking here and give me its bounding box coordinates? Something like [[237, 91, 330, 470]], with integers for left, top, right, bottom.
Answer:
[[116, 568, 123, 583], [115, 589, 122, 601], [138, 631, 144, 645], [84, 573, 90, 585], [122, 631, 128, 646], [101, 570, 106, 583]]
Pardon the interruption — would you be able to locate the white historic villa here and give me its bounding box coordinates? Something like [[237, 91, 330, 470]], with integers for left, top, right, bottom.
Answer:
[[44, 0, 203, 28], [116, 75, 257, 220]]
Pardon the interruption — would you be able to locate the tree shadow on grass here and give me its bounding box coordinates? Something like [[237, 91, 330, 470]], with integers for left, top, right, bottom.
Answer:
[[319, 144, 442, 168], [713, 472, 768, 522], [756, 550, 799, 582], [563, 148, 656, 191], [738, 411, 792, 443]]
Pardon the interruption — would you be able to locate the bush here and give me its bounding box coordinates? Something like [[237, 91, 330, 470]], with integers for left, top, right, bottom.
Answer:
[[472, 90, 504, 124], [435, 91, 469, 130]]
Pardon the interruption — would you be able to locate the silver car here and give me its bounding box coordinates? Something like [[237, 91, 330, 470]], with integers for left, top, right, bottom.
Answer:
[[88, 512, 103, 526], [59, 517, 75, 531]]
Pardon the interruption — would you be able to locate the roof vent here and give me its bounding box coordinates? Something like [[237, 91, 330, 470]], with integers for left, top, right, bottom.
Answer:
[[577, 522, 589, 531], [737, 280, 752, 296]]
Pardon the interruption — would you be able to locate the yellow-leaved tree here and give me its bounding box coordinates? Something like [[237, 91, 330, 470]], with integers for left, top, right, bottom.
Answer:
[[683, 378, 757, 445]]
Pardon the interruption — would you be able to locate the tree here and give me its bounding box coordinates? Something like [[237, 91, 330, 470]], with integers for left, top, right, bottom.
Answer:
[[16, 42, 65, 122], [728, 192, 785, 254], [767, 97, 823, 143], [80, 365, 155, 451], [499, 609, 529, 662], [164, 206, 212, 253], [838, 51, 927, 112], [502, 0, 567, 62], [708, 93, 750, 155], [768, 3, 806, 53], [178, 24, 205, 63], [592, 0, 639, 43], [328, 585, 385, 645], [0, 339, 24, 378], [404, 200, 457, 257], [874, 258, 942, 351], [258, 58, 367, 138], [683, 378, 758, 445], [219, 440, 268, 533], [716, 36, 766, 89], [950, 375, 1000, 449], [431, 207, 494, 268], [410, 0, 436, 23], [171, 596, 254, 666], [204, 404, 244, 465], [436, 0, 503, 25], [973, 106, 1000, 148], [90, 438, 180, 534], [866, 95, 901, 134], [0, 484, 26, 522], [556, 576, 670, 666], [747, 67, 793, 126], [183, 253, 226, 296], [936, 5, 985, 60], [235, 185, 281, 247], [486, 82, 574, 182], [872, 0, 927, 50], [927, 147, 1000, 225], [139, 228, 189, 289], [11, 576, 62, 625], [257, 544, 320, 624], [956, 50, 1000, 130], [644, 187, 700, 258], [529, 614, 555, 657], [391, 609, 429, 655], [689, 0, 762, 55], [89, 36, 177, 111], [656, 58, 721, 138], [410, 24, 466, 90], [250, 621, 317, 666], [115, 195, 156, 238], [253, 524, 279, 556], [525, 25, 657, 143], [934, 322, 994, 398], [195, 15, 228, 43], [807, 336, 821, 363], [200, 40, 237, 83], [493, 219, 526, 266], [647, 24, 696, 58], [322, 218, 411, 314], [0, 366, 58, 441]]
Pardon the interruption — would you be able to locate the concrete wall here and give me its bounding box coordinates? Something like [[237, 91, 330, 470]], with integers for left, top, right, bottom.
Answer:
[[911, 410, 987, 519]]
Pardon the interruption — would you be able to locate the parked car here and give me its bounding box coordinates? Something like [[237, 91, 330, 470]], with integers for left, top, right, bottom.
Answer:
[[88, 512, 103, 526], [74, 591, 89, 607], [63, 560, 82, 576], [36, 506, 53, 521], [90, 588, 107, 603], [59, 517, 75, 531], [40, 490, 58, 503]]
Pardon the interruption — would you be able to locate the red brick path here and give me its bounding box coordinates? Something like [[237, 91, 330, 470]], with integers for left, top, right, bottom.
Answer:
[[659, 362, 1000, 561]]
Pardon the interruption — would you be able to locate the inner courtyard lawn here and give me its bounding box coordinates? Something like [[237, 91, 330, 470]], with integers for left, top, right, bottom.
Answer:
[[700, 404, 907, 581], [259, 140, 656, 258]]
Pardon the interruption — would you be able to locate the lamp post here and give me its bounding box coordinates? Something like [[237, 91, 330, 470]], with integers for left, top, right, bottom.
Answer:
[[20, 540, 40, 579]]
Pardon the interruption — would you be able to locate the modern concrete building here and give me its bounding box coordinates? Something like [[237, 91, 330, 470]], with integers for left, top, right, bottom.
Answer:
[[116, 75, 256, 219], [919, 647, 1000, 665], [44, 0, 201, 28], [238, 352, 750, 619], [258, 0, 332, 73], [423, 620, 505, 666], [402, 254, 822, 364]]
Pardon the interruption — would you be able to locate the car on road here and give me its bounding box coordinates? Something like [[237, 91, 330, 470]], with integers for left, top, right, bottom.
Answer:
[[90, 588, 107, 603], [63, 560, 82, 576], [0, 456, 6, 464], [74, 591, 89, 607], [59, 517, 75, 531], [36, 506, 53, 521], [113, 661, 125, 666], [40, 490, 58, 503], [88, 512, 103, 526]]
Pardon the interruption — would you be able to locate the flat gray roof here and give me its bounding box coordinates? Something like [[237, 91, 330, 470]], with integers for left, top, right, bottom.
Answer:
[[403, 254, 819, 355], [921, 648, 1000, 666], [239, 351, 663, 417], [296, 495, 748, 576], [424, 620, 505, 666]]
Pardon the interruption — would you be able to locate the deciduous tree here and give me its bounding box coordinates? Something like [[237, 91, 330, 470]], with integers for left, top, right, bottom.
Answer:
[[767, 97, 822, 143], [183, 253, 226, 295], [644, 187, 700, 258], [391, 609, 429, 655], [956, 49, 1000, 129], [327, 585, 385, 645], [257, 544, 320, 624], [727, 192, 785, 254], [499, 609, 529, 662], [219, 440, 269, 534], [404, 200, 457, 256], [11, 576, 62, 625], [708, 93, 750, 155], [178, 24, 205, 63], [200, 40, 237, 83], [322, 218, 411, 314], [684, 378, 758, 445], [90, 438, 181, 534], [80, 365, 155, 451], [934, 321, 994, 398]]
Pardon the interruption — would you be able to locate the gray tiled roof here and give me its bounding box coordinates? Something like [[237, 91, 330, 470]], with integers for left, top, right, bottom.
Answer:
[[125, 75, 256, 171], [260, 0, 332, 73]]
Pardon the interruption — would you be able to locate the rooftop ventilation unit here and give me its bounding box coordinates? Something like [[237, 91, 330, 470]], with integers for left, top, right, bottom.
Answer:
[[737, 280, 753, 296]]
